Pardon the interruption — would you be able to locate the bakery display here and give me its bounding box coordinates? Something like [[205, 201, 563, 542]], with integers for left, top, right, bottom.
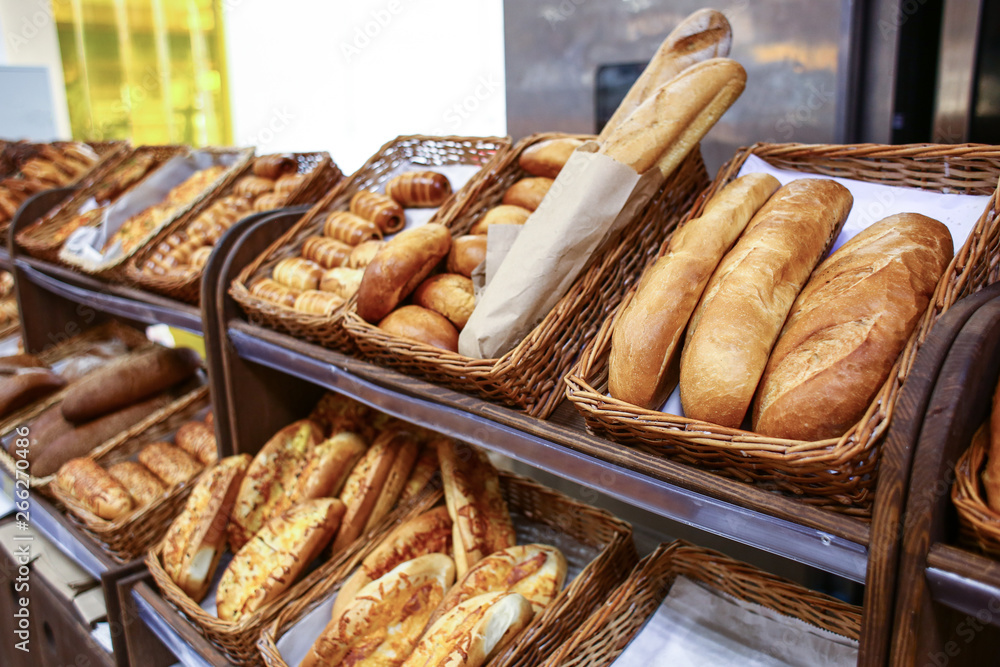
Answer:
[[0, 141, 101, 229]]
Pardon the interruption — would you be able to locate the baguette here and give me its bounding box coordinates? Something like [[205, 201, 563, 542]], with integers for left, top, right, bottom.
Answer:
[[55, 458, 134, 520], [138, 442, 203, 486], [32, 393, 174, 477], [754, 212, 953, 440], [216, 498, 345, 622], [174, 420, 218, 466], [609, 173, 780, 408], [60, 346, 200, 423], [288, 431, 367, 503], [0, 369, 65, 418], [599, 9, 733, 141], [161, 454, 250, 602], [228, 419, 322, 551], [107, 461, 167, 506], [680, 178, 853, 428]]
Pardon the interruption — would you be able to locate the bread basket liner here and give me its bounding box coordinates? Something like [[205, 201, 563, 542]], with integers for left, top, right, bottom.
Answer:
[[952, 421, 1000, 558], [146, 477, 444, 666], [57, 146, 254, 277], [256, 470, 637, 667], [229, 134, 510, 353], [538, 539, 861, 667], [0, 321, 151, 484], [124, 151, 345, 303], [341, 133, 709, 419], [48, 384, 211, 564], [565, 142, 1000, 515], [16, 145, 188, 262]]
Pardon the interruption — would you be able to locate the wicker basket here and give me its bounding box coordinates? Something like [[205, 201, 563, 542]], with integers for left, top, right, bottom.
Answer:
[[124, 152, 344, 303], [48, 385, 210, 563], [952, 421, 1000, 558], [147, 481, 443, 666], [16, 145, 189, 262], [229, 135, 509, 352], [343, 136, 709, 418], [58, 146, 255, 278], [257, 470, 637, 667], [565, 142, 1000, 514], [539, 539, 860, 667]]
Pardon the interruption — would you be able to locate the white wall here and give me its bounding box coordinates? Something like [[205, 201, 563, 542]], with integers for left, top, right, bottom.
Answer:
[[224, 0, 506, 173]]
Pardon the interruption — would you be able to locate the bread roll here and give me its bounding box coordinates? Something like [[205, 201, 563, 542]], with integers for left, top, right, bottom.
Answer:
[[501, 177, 553, 212], [413, 273, 476, 329], [402, 592, 534, 667], [447, 235, 487, 277], [680, 178, 853, 428], [301, 236, 352, 269], [250, 278, 299, 308], [469, 205, 531, 235], [56, 458, 134, 520], [518, 138, 585, 179], [161, 454, 250, 602], [294, 290, 344, 316], [272, 256, 323, 291], [350, 190, 405, 233], [252, 192, 287, 212], [323, 211, 382, 246], [138, 442, 203, 487], [379, 305, 460, 352], [274, 172, 306, 196], [399, 442, 439, 502], [754, 212, 953, 440], [356, 223, 451, 323], [303, 554, 455, 667], [599, 9, 732, 140], [0, 369, 65, 418], [386, 171, 452, 207], [288, 432, 367, 503], [309, 393, 376, 439], [330, 505, 452, 624], [233, 175, 275, 198], [439, 440, 515, 576], [347, 239, 385, 269], [228, 419, 322, 551], [600, 58, 746, 176], [107, 461, 167, 506], [216, 498, 345, 622], [363, 429, 420, 531], [319, 267, 363, 300], [174, 420, 218, 465], [188, 246, 213, 270], [253, 155, 296, 180], [609, 173, 781, 408]]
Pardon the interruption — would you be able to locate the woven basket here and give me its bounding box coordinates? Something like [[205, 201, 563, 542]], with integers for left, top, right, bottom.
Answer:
[[343, 136, 709, 418], [257, 470, 637, 667], [48, 385, 210, 563], [59, 146, 255, 279], [952, 421, 1000, 558], [124, 152, 344, 303], [147, 481, 443, 666], [229, 135, 509, 352], [539, 539, 861, 667], [16, 145, 187, 262], [566, 142, 1000, 514]]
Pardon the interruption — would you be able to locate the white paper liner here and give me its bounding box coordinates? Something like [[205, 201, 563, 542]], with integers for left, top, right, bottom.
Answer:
[[612, 575, 857, 667]]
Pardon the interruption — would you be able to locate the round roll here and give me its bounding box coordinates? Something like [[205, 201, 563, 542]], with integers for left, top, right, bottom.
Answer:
[[518, 137, 585, 179], [272, 257, 323, 291], [347, 240, 385, 269], [469, 205, 531, 235], [302, 236, 352, 269], [294, 290, 345, 316], [378, 305, 459, 352], [413, 273, 476, 329], [447, 235, 487, 277], [350, 190, 405, 233], [385, 171, 452, 208], [323, 211, 383, 246], [501, 177, 553, 212], [320, 267, 364, 300], [250, 278, 299, 308]]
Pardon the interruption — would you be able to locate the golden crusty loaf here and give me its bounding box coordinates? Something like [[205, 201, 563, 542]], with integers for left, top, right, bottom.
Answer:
[[502, 177, 553, 212], [228, 419, 322, 551], [399, 441, 440, 502], [216, 498, 345, 622], [174, 420, 218, 466], [599, 9, 732, 141], [439, 440, 516, 576], [356, 223, 452, 323], [138, 442, 203, 487], [56, 458, 134, 520], [107, 461, 167, 507], [753, 213, 953, 440], [379, 305, 460, 352], [680, 178, 853, 428], [161, 454, 250, 602], [599, 58, 745, 176], [403, 592, 534, 667], [288, 431, 367, 504], [364, 429, 420, 532], [447, 235, 488, 277], [331, 505, 453, 623], [413, 273, 476, 329], [428, 544, 567, 629], [609, 173, 780, 408], [302, 553, 456, 667], [518, 138, 585, 179]]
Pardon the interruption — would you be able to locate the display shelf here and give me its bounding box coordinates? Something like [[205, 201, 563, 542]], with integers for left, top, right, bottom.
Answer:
[[926, 544, 1000, 628], [131, 582, 227, 667]]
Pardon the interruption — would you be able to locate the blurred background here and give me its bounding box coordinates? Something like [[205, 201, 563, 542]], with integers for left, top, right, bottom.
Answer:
[[0, 0, 997, 175]]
